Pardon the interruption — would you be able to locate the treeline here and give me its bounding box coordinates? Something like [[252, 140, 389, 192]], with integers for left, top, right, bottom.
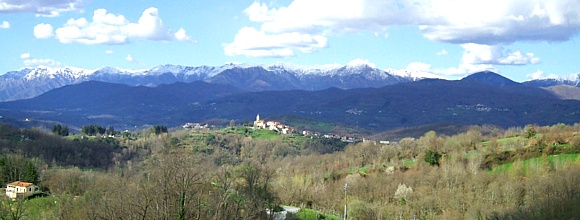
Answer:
[[0, 154, 38, 186], [38, 153, 278, 219], [0, 124, 128, 170], [80, 124, 120, 136]]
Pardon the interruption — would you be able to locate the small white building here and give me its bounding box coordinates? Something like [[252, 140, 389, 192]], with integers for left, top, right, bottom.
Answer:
[[5, 181, 39, 199]]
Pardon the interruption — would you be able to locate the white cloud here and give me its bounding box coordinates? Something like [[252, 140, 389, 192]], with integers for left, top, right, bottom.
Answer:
[[19, 53, 62, 68], [0, 0, 83, 17], [0, 21, 9, 29], [233, 0, 580, 57], [525, 69, 565, 80], [224, 26, 327, 57], [418, 0, 580, 44], [461, 43, 540, 65], [126, 54, 136, 62], [105, 50, 113, 54], [20, 53, 31, 59], [498, 51, 540, 65], [34, 23, 54, 38], [401, 43, 539, 79], [23, 59, 62, 67], [432, 64, 496, 77], [246, 0, 399, 34], [402, 60, 497, 79], [174, 28, 196, 42], [40, 7, 193, 44], [527, 70, 546, 80]]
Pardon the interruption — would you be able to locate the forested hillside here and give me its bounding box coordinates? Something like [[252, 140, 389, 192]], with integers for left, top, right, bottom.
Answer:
[[0, 123, 579, 219]]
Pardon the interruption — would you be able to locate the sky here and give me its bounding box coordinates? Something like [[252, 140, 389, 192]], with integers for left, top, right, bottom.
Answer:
[[1, 0, 579, 82]]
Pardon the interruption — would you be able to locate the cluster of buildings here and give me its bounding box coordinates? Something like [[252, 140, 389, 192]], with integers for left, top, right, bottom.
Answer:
[[303, 129, 394, 145], [183, 114, 395, 145], [182, 122, 209, 130], [253, 114, 294, 134]]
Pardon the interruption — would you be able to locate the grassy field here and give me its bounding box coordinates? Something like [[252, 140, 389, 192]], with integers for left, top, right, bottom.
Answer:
[[491, 153, 580, 174], [296, 208, 343, 220], [250, 129, 281, 140]]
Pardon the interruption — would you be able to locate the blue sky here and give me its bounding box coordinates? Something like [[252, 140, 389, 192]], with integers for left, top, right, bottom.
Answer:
[[1, 0, 579, 82]]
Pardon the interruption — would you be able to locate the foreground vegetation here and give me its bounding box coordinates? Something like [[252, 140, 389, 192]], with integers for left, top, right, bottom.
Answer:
[[0, 123, 579, 219]]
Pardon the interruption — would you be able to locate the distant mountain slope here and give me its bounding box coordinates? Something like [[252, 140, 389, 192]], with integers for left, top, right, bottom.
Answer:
[[0, 63, 414, 101], [0, 81, 244, 127], [183, 76, 574, 130], [461, 71, 519, 86], [543, 85, 580, 100], [1, 71, 578, 131]]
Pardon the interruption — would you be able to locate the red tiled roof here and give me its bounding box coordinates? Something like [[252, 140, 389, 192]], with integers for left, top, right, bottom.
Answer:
[[7, 181, 33, 187]]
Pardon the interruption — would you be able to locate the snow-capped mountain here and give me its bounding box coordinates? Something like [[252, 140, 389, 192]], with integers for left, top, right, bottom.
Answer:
[[0, 62, 434, 101], [523, 73, 580, 88]]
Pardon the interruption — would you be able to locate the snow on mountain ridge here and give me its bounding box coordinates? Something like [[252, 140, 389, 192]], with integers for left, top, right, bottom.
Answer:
[[23, 66, 95, 80], [8, 62, 441, 82], [388, 68, 443, 81]]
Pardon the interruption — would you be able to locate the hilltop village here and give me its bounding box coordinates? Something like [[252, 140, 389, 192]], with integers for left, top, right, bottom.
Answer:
[[182, 114, 377, 144]]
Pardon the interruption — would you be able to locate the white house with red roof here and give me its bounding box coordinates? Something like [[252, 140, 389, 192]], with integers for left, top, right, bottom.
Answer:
[[5, 181, 39, 199]]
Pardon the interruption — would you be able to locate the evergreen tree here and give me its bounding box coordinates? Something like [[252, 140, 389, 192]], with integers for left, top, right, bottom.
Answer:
[[151, 125, 168, 135], [24, 161, 38, 184], [424, 149, 442, 166]]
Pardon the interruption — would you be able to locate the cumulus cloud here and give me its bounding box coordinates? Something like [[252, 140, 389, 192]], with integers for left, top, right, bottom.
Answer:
[[0, 0, 83, 17], [105, 50, 113, 54], [20, 53, 31, 59], [224, 26, 327, 57], [0, 21, 9, 29], [243, 0, 580, 42], [24, 58, 62, 67], [461, 43, 540, 65], [174, 28, 196, 42], [38, 7, 193, 44], [227, 0, 402, 57], [33, 23, 54, 38], [527, 70, 546, 80], [403, 43, 539, 78], [418, 0, 580, 44], [245, 1, 400, 34], [126, 54, 136, 62], [19, 53, 62, 67], [232, 0, 580, 58], [432, 64, 496, 77]]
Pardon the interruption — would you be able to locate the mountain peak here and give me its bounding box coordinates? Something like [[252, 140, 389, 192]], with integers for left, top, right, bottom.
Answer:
[[346, 58, 377, 69], [461, 71, 518, 86]]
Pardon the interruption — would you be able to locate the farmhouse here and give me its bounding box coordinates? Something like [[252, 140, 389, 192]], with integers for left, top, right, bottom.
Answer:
[[5, 181, 39, 199]]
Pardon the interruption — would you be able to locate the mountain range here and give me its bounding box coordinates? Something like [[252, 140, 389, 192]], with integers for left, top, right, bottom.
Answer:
[[1, 71, 579, 132], [2, 63, 578, 103], [0, 62, 426, 101]]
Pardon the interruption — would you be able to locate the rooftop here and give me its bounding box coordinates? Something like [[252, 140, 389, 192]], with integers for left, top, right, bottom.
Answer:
[[7, 181, 33, 187]]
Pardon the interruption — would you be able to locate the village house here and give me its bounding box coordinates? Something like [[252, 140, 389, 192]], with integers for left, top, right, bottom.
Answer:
[[5, 181, 39, 199]]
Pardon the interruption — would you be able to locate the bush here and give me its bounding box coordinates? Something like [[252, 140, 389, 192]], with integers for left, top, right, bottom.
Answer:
[[424, 150, 442, 166]]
